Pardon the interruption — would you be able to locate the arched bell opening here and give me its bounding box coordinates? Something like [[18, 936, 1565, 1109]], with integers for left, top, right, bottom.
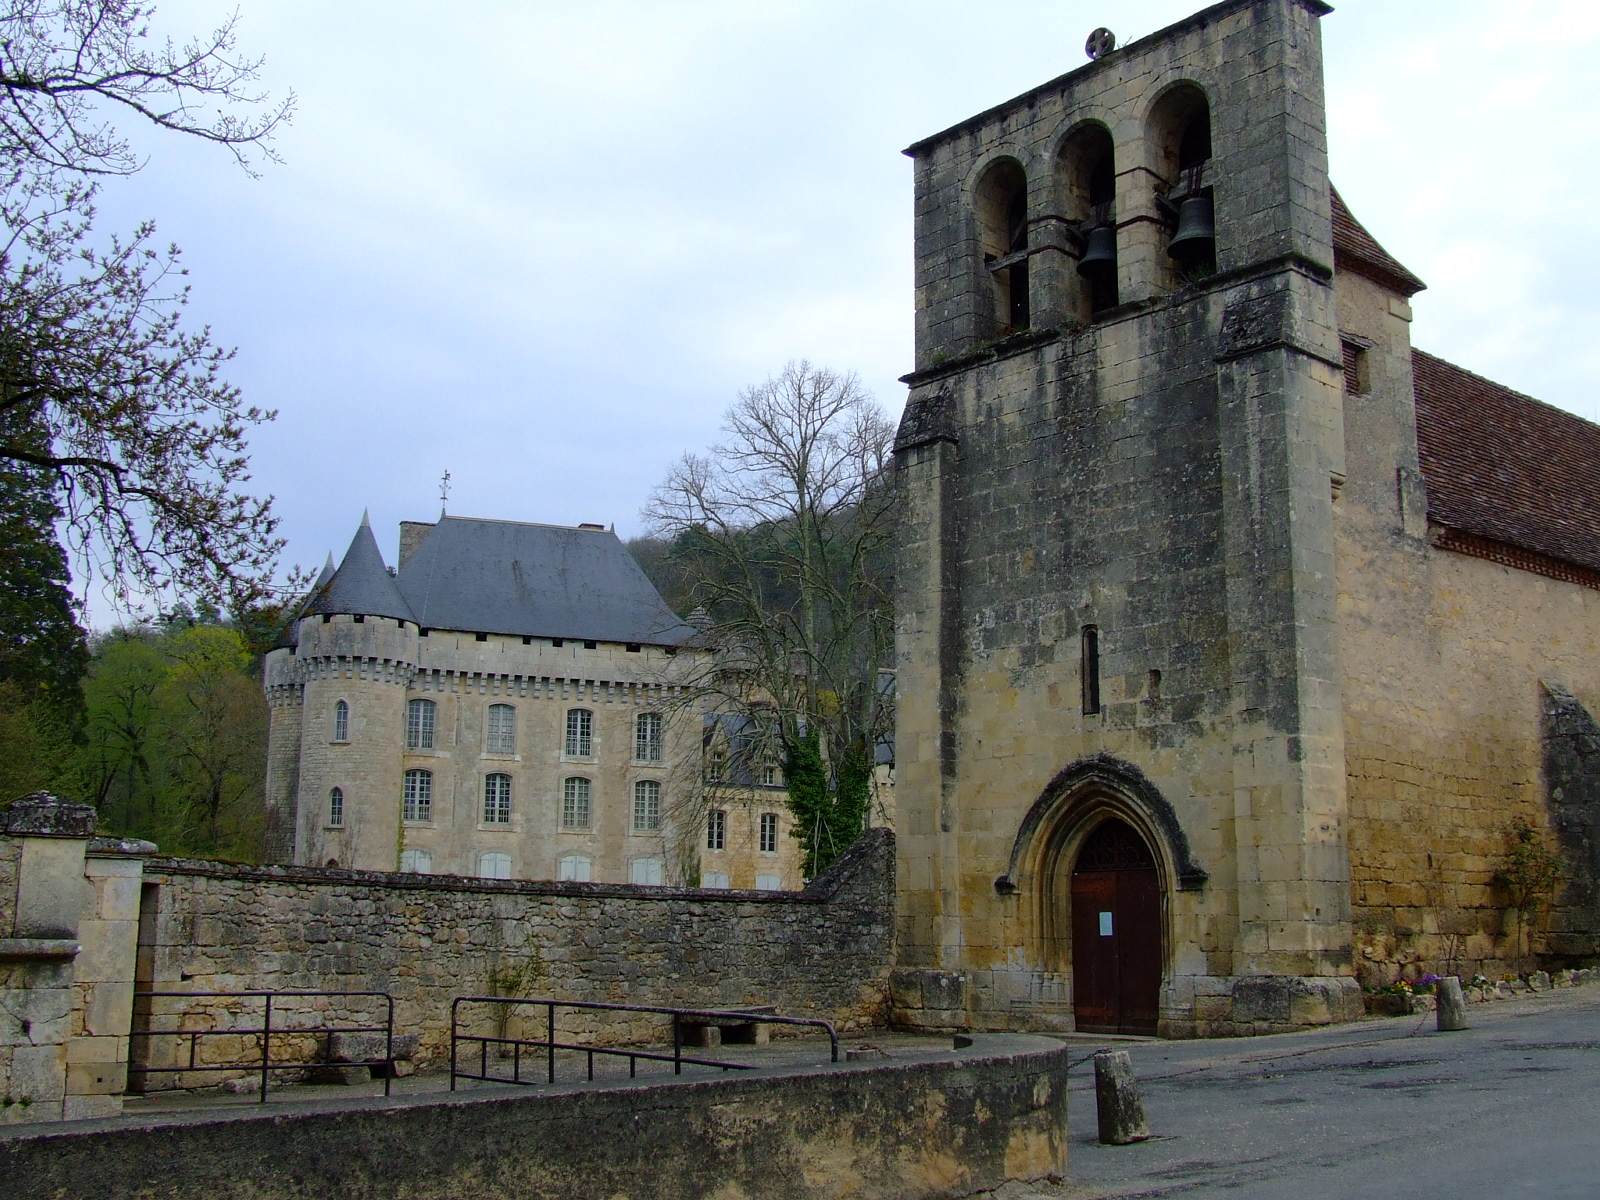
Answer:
[[1055, 122, 1119, 318], [1146, 82, 1216, 283], [973, 157, 1031, 337]]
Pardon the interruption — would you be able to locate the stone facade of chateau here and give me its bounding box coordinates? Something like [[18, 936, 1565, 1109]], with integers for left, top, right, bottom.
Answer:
[[891, 0, 1600, 1037], [263, 515, 714, 886]]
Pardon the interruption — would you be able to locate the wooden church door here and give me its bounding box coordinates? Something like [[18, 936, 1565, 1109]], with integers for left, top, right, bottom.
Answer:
[[1070, 820, 1162, 1035]]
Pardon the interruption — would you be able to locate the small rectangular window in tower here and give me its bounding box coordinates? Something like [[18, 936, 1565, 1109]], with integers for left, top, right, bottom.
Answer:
[[1341, 339, 1370, 395], [1082, 626, 1101, 715]]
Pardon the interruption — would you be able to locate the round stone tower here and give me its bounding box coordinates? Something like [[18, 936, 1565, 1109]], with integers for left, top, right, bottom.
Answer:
[[284, 514, 418, 869]]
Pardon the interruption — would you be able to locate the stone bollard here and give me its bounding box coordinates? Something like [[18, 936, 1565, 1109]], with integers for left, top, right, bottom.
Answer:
[[1436, 976, 1469, 1032], [1093, 1049, 1149, 1145]]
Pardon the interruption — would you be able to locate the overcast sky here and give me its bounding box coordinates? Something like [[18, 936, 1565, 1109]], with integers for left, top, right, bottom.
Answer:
[[86, 0, 1600, 622]]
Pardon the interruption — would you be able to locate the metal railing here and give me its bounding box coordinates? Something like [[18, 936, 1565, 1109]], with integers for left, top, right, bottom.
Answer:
[[129, 989, 395, 1102], [449, 996, 838, 1090]]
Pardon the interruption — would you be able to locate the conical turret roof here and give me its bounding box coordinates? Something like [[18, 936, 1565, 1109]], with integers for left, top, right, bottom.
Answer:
[[305, 512, 416, 623], [270, 551, 338, 650], [312, 552, 336, 591]]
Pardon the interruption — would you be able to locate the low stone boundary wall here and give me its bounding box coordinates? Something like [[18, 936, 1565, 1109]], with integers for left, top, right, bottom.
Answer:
[[1363, 967, 1597, 1016], [132, 829, 895, 1083], [2, 1033, 1070, 1200]]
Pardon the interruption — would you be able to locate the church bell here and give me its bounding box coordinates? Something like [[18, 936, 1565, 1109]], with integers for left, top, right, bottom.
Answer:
[[1167, 193, 1215, 261], [1077, 223, 1117, 279]]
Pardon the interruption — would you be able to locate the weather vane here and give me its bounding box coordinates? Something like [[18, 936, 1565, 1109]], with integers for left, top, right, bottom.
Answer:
[[439, 468, 452, 513]]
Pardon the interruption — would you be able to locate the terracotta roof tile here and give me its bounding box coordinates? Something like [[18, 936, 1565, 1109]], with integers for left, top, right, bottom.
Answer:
[[1331, 186, 1426, 297], [1413, 349, 1600, 576]]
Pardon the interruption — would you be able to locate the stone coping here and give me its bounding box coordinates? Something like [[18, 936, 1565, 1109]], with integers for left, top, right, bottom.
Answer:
[[0, 937, 79, 961], [143, 827, 892, 905], [0, 793, 95, 838], [0, 1031, 1064, 1139]]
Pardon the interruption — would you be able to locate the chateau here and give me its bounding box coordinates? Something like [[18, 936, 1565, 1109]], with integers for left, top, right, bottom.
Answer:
[[891, 0, 1600, 1036], [262, 513, 800, 890]]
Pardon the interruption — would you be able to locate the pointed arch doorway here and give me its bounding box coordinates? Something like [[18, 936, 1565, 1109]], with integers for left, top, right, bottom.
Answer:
[[1070, 820, 1162, 1034]]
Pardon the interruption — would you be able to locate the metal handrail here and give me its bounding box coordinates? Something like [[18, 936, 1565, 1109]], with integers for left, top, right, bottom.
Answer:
[[129, 989, 395, 1102], [448, 996, 838, 1091]]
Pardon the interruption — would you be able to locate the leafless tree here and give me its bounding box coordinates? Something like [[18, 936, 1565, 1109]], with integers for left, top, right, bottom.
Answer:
[[0, 2, 298, 612], [645, 361, 896, 872]]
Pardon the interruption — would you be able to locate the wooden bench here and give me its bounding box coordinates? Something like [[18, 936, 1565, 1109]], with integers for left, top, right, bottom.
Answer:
[[677, 1006, 777, 1049]]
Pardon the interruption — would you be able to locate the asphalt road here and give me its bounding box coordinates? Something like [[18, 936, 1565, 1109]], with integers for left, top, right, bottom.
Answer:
[[1006, 986, 1600, 1199]]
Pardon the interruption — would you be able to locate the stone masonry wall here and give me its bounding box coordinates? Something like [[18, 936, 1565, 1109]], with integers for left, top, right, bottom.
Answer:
[[132, 829, 894, 1081], [1334, 268, 1600, 984]]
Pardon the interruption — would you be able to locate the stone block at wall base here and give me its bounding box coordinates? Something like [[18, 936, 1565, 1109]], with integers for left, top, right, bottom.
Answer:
[[3, 1043, 66, 1105], [61, 1094, 122, 1122], [889, 968, 968, 1031], [65, 1060, 124, 1097], [920, 970, 1366, 1039]]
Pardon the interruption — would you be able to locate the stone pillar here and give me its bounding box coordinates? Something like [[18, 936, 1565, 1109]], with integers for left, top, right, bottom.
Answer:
[[1214, 273, 1353, 988], [0, 793, 95, 1125], [66, 840, 152, 1119], [893, 390, 964, 996]]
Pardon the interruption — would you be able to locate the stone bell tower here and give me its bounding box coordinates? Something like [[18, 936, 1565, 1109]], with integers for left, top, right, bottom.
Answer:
[[892, 0, 1361, 1036]]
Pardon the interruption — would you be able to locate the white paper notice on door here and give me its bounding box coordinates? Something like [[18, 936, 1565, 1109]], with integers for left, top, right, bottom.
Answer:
[[1099, 911, 1113, 937]]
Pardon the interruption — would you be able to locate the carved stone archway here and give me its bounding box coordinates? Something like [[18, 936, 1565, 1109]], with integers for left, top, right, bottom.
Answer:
[[994, 755, 1206, 989]]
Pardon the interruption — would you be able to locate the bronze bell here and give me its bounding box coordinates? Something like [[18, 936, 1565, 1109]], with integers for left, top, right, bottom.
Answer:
[[1167, 193, 1215, 261], [1077, 223, 1117, 279]]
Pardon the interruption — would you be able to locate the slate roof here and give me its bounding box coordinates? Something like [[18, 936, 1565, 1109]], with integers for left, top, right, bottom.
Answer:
[[1412, 350, 1600, 577], [395, 516, 698, 646], [1330, 186, 1426, 297], [305, 515, 416, 623], [272, 553, 339, 649]]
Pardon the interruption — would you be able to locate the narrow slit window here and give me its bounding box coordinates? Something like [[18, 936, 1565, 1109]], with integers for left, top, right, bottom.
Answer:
[[328, 787, 344, 827], [1082, 625, 1101, 715], [707, 809, 726, 851], [332, 700, 349, 742]]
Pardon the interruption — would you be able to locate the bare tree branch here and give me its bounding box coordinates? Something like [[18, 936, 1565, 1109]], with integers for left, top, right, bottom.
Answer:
[[0, 2, 297, 614], [643, 361, 897, 872]]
